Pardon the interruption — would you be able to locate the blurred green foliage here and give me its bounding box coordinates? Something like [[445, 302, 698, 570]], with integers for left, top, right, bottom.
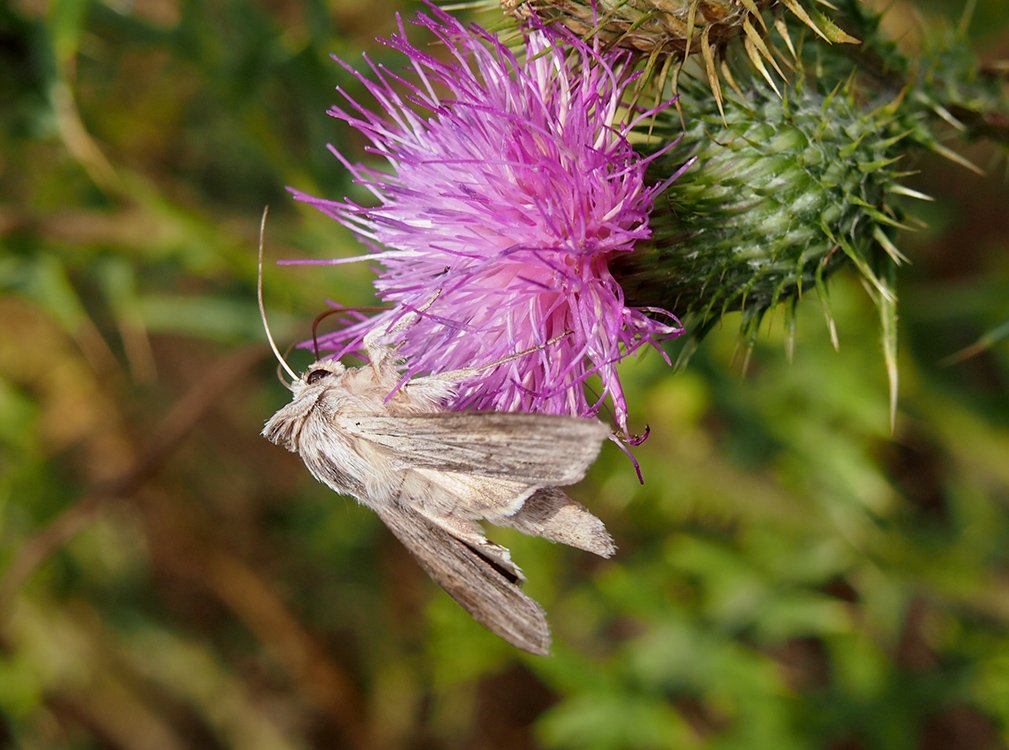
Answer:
[[1, 0, 1008, 748]]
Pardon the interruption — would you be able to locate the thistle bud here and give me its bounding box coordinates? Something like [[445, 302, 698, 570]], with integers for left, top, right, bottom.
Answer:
[[614, 73, 917, 415], [504, 0, 857, 100], [505, 0, 767, 53]]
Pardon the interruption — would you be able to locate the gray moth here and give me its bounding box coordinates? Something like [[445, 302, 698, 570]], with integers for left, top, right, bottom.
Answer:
[[261, 320, 614, 655], [256, 212, 613, 654]]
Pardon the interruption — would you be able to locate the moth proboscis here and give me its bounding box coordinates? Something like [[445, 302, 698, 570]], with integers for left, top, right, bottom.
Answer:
[[257, 209, 614, 654]]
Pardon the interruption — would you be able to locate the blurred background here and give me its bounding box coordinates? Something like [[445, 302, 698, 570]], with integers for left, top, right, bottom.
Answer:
[[2, 0, 1009, 748]]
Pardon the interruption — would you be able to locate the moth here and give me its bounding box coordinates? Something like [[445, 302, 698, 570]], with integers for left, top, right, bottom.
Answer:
[[257, 215, 613, 655]]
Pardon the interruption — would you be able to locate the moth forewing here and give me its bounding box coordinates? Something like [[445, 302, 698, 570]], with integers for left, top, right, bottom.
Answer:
[[374, 503, 551, 655], [336, 412, 610, 485]]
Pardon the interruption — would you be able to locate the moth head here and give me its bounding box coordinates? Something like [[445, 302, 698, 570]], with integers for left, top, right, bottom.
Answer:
[[302, 360, 346, 386]]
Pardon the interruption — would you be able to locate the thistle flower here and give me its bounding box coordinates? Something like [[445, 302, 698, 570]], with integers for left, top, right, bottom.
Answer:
[[291, 7, 687, 435]]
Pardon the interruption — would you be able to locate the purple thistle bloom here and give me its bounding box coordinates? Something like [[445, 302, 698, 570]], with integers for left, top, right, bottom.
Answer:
[[290, 6, 687, 436]]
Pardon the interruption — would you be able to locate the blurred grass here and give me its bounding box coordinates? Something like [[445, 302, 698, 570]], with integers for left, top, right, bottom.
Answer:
[[1, 0, 1009, 748]]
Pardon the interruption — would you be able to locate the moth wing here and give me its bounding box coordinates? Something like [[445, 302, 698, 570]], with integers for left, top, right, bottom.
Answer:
[[337, 413, 609, 485], [373, 503, 551, 655], [491, 487, 616, 559]]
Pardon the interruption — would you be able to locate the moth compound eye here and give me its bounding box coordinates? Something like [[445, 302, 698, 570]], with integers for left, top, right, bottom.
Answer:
[[306, 369, 332, 385]]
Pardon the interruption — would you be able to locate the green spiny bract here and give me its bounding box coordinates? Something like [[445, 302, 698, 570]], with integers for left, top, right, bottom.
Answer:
[[614, 72, 909, 411]]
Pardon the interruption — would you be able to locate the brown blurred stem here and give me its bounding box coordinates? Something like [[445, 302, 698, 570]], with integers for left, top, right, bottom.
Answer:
[[946, 104, 1009, 143], [0, 345, 266, 621], [0, 342, 374, 746]]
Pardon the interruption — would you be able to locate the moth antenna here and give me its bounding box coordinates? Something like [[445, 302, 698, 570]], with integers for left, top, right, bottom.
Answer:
[[257, 206, 299, 384], [312, 305, 389, 360], [311, 309, 330, 360], [412, 330, 574, 385], [276, 362, 293, 389], [475, 330, 572, 370], [275, 341, 298, 389]]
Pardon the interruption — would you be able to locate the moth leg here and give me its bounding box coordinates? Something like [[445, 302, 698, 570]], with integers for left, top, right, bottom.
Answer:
[[363, 291, 441, 368], [413, 331, 571, 386], [489, 487, 616, 559]]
